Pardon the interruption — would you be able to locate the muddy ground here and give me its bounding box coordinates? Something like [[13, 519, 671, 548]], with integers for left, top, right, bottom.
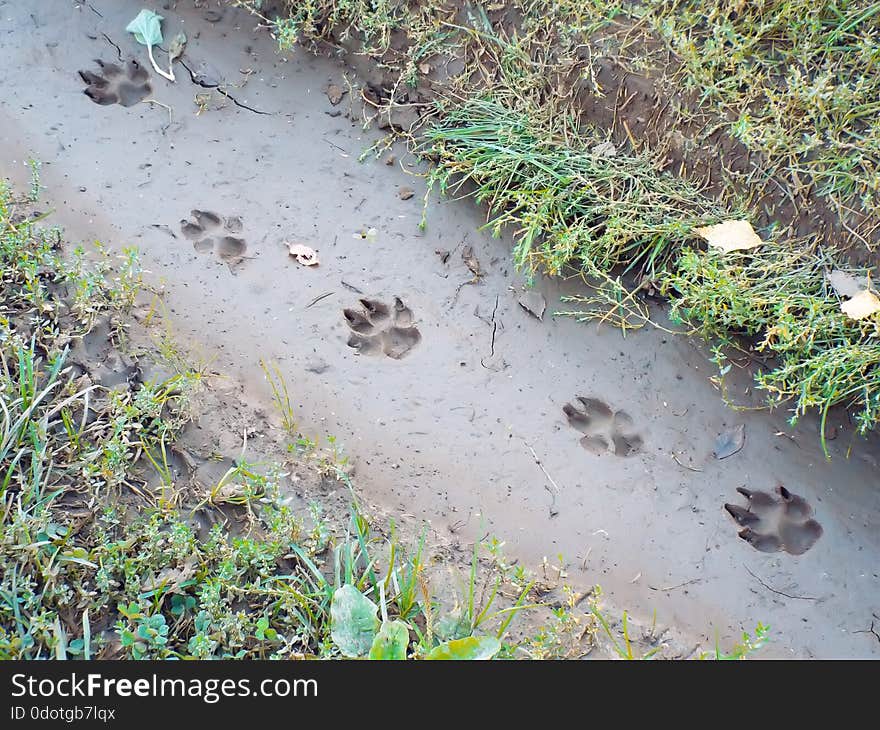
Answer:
[[2, 0, 879, 658]]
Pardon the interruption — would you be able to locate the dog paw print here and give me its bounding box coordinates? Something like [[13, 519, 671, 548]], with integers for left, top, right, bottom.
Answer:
[[724, 485, 822, 556], [563, 397, 643, 457], [78, 59, 152, 107], [180, 210, 247, 265], [343, 297, 421, 359]]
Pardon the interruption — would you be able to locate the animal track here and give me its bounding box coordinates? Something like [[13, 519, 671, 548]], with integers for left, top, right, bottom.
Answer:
[[563, 397, 643, 457], [78, 59, 152, 107], [179, 210, 247, 265], [343, 297, 421, 359], [724, 486, 822, 556]]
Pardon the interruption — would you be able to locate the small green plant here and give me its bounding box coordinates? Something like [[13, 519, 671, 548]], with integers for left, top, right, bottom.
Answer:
[[260, 358, 297, 437], [702, 623, 770, 661], [26, 158, 42, 203]]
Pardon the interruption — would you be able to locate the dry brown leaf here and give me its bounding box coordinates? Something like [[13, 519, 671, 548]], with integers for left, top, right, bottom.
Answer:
[[695, 220, 764, 253], [518, 290, 546, 321], [841, 289, 880, 320], [326, 84, 345, 106], [462, 245, 483, 277], [288, 243, 319, 266], [827, 269, 869, 298]]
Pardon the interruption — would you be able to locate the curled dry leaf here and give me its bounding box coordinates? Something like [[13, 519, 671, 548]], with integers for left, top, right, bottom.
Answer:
[[168, 32, 187, 62], [591, 140, 617, 158], [827, 269, 869, 298], [518, 290, 546, 321], [462, 245, 483, 277], [288, 243, 320, 266], [326, 84, 345, 106], [695, 220, 763, 253], [713, 424, 745, 459], [840, 289, 880, 320]]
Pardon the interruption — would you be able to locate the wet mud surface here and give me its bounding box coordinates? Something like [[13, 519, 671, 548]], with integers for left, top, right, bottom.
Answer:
[[2, 0, 879, 657]]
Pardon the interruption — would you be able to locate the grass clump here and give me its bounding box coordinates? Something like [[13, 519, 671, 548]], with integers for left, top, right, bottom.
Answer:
[[424, 98, 730, 278], [664, 243, 880, 448], [646, 0, 880, 244]]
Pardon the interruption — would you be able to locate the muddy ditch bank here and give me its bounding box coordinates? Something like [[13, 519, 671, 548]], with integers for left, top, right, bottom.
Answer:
[[1, 0, 879, 657]]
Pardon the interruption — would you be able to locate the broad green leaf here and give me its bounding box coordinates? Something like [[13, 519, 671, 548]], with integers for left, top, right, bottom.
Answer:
[[425, 635, 501, 660], [330, 584, 378, 658], [126, 9, 164, 48], [368, 620, 409, 660], [435, 610, 471, 641]]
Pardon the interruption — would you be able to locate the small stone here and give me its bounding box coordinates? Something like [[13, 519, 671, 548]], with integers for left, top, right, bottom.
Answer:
[[398, 187, 414, 200]]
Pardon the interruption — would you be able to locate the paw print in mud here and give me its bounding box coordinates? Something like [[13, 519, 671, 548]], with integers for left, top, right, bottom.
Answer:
[[563, 397, 644, 457], [343, 297, 421, 359], [725, 486, 822, 556], [180, 210, 247, 266], [78, 59, 152, 107]]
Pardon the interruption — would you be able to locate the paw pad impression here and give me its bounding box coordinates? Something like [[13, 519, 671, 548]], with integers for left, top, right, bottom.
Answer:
[[78, 59, 152, 107], [724, 485, 822, 556], [180, 210, 247, 265], [343, 297, 421, 359], [563, 396, 643, 457]]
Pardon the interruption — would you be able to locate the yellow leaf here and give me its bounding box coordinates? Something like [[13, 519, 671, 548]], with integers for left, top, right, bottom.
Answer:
[[841, 289, 880, 320], [695, 220, 764, 252], [287, 243, 319, 266]]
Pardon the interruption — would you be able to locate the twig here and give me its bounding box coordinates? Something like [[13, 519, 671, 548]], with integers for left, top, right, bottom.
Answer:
[[744, 565, 819, 601], [305, 291, 333, 309], [523, 440, 560, 517], [671, 453, 702, 472], [142, 99, 173, 132], [649, 578, 700, 592]]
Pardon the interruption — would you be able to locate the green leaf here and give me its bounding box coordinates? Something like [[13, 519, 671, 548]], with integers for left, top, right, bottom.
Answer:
[[330, 584, 378, 658], [425, 635, 501, 660], [126, 9, 164, 48], [368, 620, 409, 660], [168, 32, 187, 62]]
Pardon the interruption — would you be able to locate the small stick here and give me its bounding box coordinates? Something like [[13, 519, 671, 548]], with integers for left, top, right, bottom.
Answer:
[[672, 453, 702, 472], [142, 99, 173, 132], [649, 579, 700, 592], [523, 440, 560, 517], [744, 565, 819, 601], [305, 291, 333, 309]]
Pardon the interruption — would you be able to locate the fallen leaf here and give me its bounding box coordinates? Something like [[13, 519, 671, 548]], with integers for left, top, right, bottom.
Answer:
[[168, 32, 187, 62], [418, 62, 432, 75], [326, 84, 345, 106], [827, 269, 869, 298], [695, 220, 763, 253], [518, 290, 546, 321], [841, 289, 880, 320], [591, 140, 617, 158], [288, 243, 320, 266], [398, 187, 414, 200], [713, 424, 745, 459], [462, 245, 483, 277]]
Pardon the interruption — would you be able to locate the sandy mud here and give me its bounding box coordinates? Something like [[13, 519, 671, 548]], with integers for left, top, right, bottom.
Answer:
[[1, 0, 878, 657]]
